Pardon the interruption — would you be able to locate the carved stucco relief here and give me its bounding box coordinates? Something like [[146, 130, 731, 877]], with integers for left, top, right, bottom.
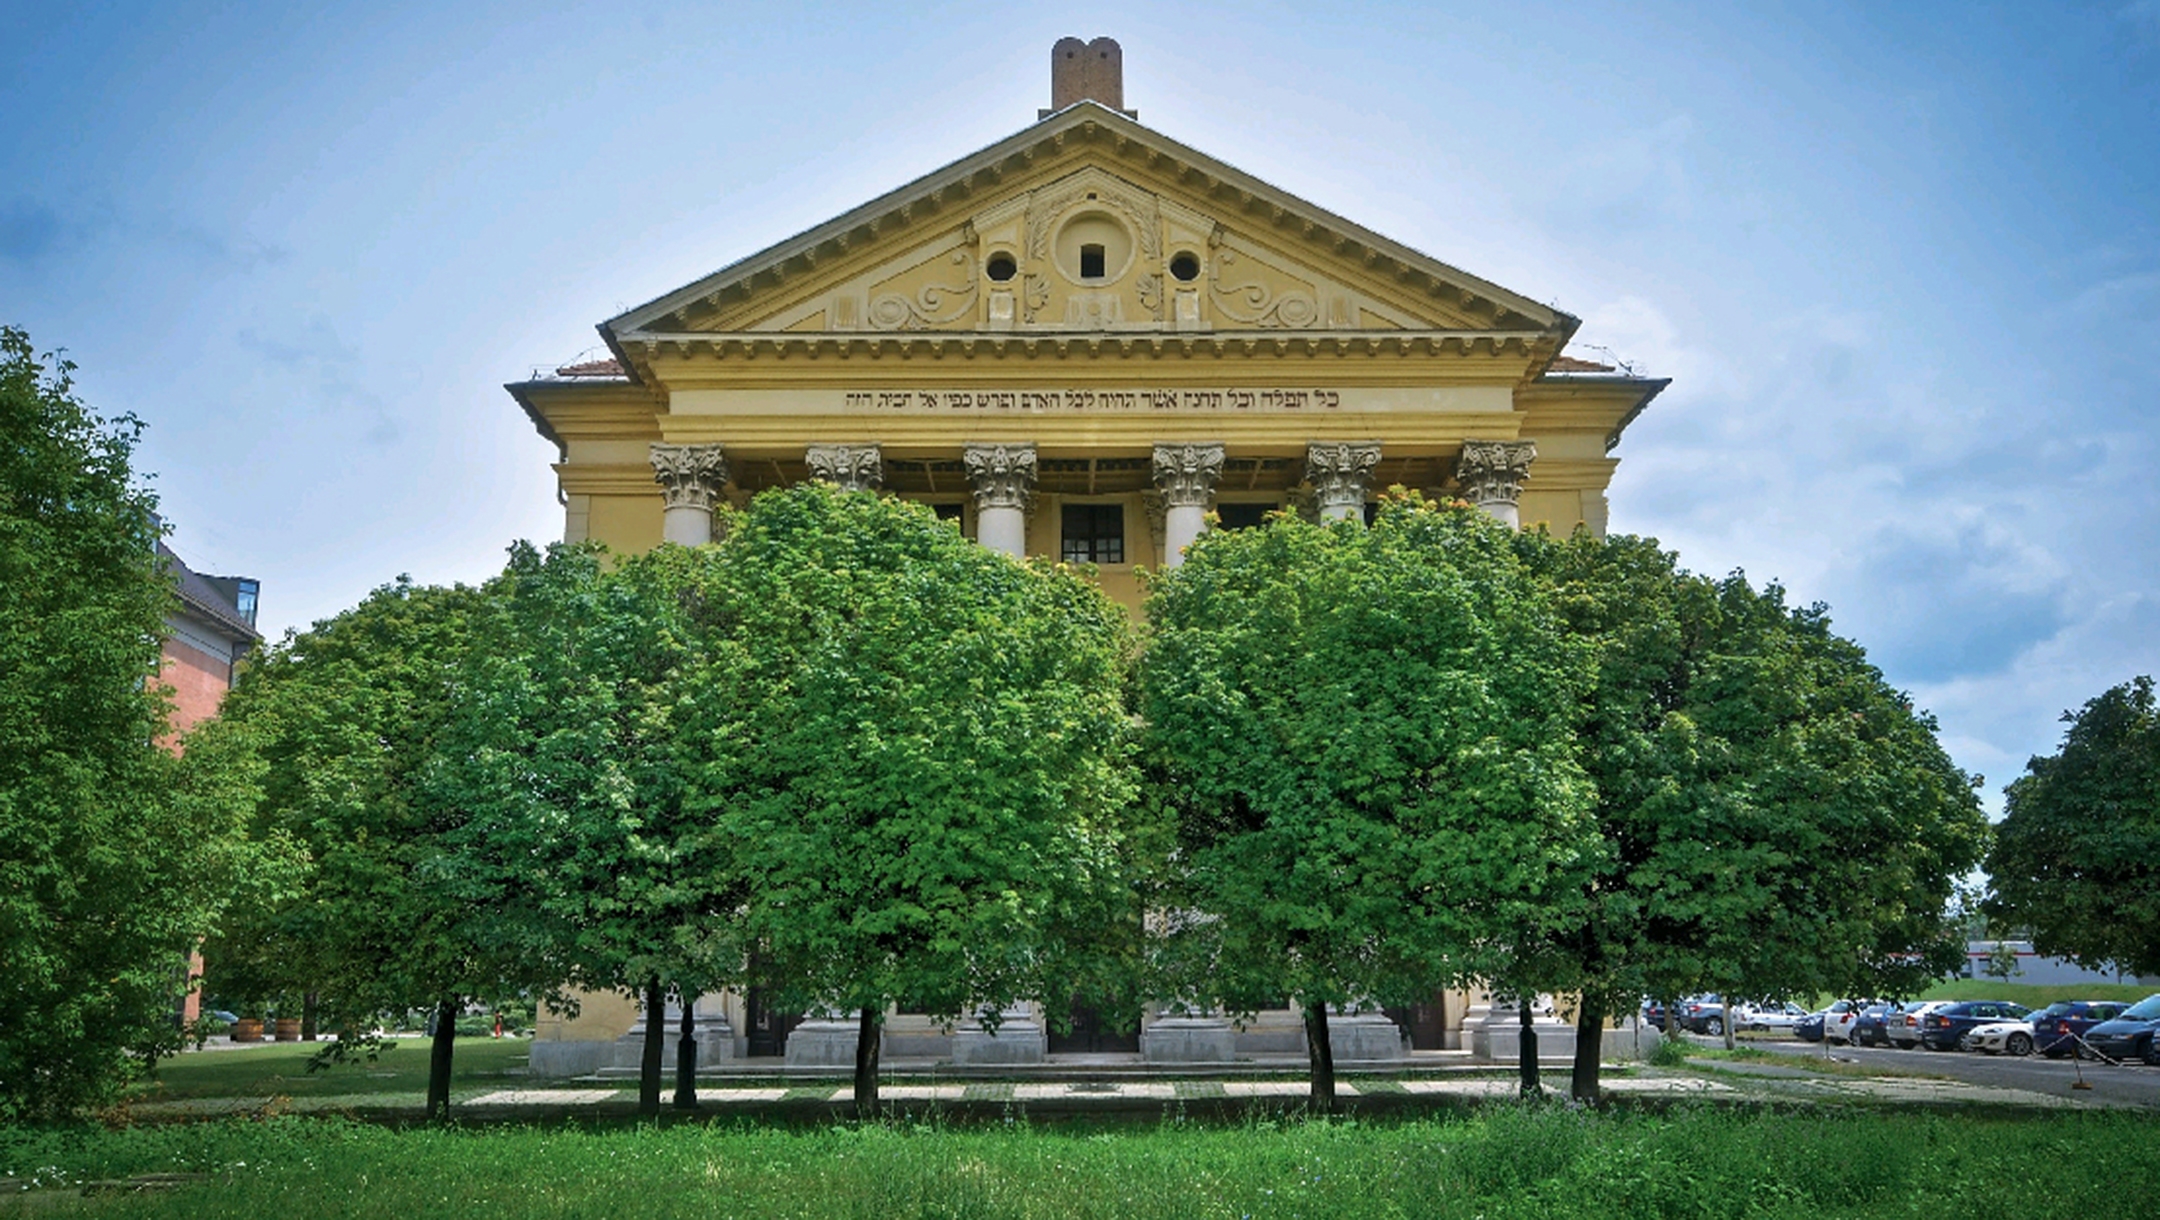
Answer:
[[867, 245, 980, 331], [1022, 171, 1163, 324], [1208, 225, 1320, 329]]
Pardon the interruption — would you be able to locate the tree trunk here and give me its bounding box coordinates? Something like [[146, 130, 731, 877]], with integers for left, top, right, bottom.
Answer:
[[853, 1007, 882, 1117], [1303, 1000, 1337, 1114], [674, 989, 700, 1110], [638, 975, 666, 1118], [1663, 998, 1678, 1041], [426, 997, 457, 1123], [1571, 996, 1604, 1105], [301, 992, 318, 1042], [1721, 993, 1736, 1051], [1517, 998, 1540, 1097]]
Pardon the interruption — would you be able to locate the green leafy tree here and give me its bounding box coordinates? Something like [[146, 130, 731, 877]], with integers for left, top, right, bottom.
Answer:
[[204, 575, 536, 1121], [683, 485, 1140, 1113], [0, 326, 271, 1118], [1983, 939, 2024, 982], [1509, 529, 1986, 1102], [436, 541, 745, 1116], [1141, 496, 1598, 1109], [1986, 676, 2160, 979]]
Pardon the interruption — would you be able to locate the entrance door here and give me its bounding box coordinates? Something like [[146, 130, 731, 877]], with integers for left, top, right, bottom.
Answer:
[[744, 987, 800, 1058], [1384, 991, 1450, 1050], [1046, 1000, 1139, 1054]]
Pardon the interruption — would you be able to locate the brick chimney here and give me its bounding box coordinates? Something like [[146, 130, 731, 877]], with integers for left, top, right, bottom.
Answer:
[[1042, 37, 1136, 119]]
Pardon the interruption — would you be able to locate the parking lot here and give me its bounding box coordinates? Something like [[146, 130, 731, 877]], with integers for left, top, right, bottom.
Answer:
[[1727, 1035, 2160, 1109]]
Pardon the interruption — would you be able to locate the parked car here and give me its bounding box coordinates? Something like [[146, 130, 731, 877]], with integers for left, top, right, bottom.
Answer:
[[1797, 999, 1863, 1044], [1797, 1009, 1827, 1042], [1849, 1003, 1901, 1047], [1735, 1002, 1810, 1033], [1824, 999, 1869, 1044], [2081, 993, 2160, 1066], [1639, 998, 1672, 1030], [2029, 1000, 2132, 1058], [1916, 1000, 2031, 1051], [1962, 1019, 2037, 1056], [1889, 1001, 1950, 1049], [1679, 997, 1728, 1036]]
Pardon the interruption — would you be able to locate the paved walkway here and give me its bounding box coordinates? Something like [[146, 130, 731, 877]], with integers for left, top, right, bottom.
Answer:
[[123, 1052, 2145, 1119], [123, 1073, 1748, 1118]]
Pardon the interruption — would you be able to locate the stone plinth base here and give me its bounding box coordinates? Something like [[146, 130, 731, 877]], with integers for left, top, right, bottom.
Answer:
[[881, 1026, 955, 1059], [606, 1016, 737, 1071], [1232, 1013, 1307, 1056], [1142, 1016, 1237, 1063], [952, 1017, 1047, 1065], [1602, 1023, 1663, 1062], [784, 1018, 862, 1067], [1327, 1013, 1407, 1063], [1471, 1020, 1576, 1063], [529, 1039, 612, 1078]]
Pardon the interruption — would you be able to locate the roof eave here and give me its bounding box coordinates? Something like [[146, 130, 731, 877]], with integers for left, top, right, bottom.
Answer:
[[503, 380, 571, 458]]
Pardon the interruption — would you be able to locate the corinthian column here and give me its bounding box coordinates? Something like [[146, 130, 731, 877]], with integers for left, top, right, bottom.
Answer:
[[649, 443, 729, 545], [1151, 441, 1225, 568], [1454, 440, 1537, 529], [1304, 441, 1381, 521], [804, 443, 883, 492], [963, 443, 1037, 558]]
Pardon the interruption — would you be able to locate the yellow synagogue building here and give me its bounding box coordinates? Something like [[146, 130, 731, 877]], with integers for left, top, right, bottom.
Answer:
[[510, 39, 1667, 1076]]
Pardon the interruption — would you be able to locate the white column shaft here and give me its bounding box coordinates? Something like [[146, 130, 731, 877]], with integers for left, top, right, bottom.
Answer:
[[1152, 441, 1226, 568], [977, 505, 1027, 558], [1163, 503, 1207, 567], [663, 505, 713, 546], [964, 443, 1037, 560]]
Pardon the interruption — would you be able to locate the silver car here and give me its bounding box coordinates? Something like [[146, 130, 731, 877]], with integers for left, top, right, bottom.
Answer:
[[1888, 1001, 1949, 1049], [1735, 1001, 1809, 1033]]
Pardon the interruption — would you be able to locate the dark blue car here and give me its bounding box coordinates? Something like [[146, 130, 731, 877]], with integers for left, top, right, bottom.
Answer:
[[1796, 1010, 1826, 1042], [2031, 1000, 2132, 1058], [1916, 1000, 2029, 1050], [1848, 1003, 1900, 1047], [2082, 993, 2160, 1066]]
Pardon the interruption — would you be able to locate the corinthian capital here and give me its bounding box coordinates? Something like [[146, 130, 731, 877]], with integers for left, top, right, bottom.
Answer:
[[963, 443, 1038, 511], [1304, 441, 1381, 517], [805, 443, 884, 492], [1453, 440, 1537, 509], [1151, 442, 1226, 509], [650, 443, 729, 511]]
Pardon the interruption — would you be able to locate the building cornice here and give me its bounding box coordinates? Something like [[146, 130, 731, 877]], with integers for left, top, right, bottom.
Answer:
[[1518, 373, 1671, 452], [615, 328, 1560, 366]]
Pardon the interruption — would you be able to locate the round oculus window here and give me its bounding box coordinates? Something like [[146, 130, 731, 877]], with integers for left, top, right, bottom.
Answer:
[[1052, 211, 1134, 284]]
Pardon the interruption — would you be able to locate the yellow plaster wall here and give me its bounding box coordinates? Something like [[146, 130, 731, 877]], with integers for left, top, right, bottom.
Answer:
[[1518, 490, 1590, 536], [584, 495, 664, 554], [538, 989, 639, 1045]]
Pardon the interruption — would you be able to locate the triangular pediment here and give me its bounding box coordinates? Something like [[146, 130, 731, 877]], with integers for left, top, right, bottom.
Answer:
[[606, 103, 1573, 352]]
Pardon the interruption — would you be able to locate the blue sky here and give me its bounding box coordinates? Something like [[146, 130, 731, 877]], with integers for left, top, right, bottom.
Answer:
[[4, 1, 2156, 808]]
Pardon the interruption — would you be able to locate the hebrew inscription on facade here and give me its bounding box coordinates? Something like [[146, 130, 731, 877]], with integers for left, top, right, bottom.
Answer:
[[841, 388, 1344, 412]]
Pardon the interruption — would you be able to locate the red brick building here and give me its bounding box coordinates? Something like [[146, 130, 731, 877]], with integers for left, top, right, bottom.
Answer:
[[158, 541, 259, 1024]]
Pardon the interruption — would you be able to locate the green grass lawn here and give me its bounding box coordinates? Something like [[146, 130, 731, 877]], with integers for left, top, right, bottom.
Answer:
[[4, 1107, 2155, 1218], [1917, 980, 2158, 1006], [126, 1036, 540, 1103]]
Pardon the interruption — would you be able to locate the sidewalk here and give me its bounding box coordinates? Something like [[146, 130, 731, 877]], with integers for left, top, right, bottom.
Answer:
[[120, 1072, 1738, 1119]]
